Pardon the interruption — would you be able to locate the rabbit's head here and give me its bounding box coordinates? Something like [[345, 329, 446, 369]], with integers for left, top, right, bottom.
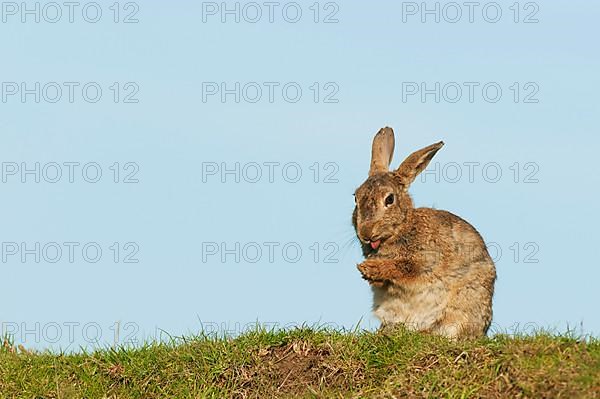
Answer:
[[352, 127, 444, 255]]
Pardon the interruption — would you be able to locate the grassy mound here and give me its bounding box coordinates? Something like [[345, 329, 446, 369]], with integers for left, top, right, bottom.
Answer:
[[1, 327, 599, 398]]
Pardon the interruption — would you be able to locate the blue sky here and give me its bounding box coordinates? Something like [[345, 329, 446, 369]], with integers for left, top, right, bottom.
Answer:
[[1, 0, 599, 350]]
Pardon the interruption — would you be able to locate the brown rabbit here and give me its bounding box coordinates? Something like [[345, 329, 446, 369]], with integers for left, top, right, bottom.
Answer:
[[354, 127, 496, 339]]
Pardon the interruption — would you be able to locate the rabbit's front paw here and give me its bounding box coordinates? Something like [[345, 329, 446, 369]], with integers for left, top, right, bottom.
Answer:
[[357, 258, 397, 286]]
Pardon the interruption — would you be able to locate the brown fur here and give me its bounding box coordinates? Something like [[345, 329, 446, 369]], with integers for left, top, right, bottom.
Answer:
[[353, 127, 496, 339]]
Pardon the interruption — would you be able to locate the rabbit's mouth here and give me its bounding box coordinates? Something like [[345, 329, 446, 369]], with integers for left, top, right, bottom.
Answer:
[[363, 237, 385, 255]]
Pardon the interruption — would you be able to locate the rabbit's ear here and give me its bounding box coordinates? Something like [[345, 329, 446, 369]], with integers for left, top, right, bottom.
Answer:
[[369, 127, 395, 176], [395, 141, 444, 188]]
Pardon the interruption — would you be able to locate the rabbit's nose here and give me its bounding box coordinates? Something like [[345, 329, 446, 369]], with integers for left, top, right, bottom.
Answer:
[[358, 230, 379, 246], [358, 232, 372, 244], [358, 225, 373, 239]]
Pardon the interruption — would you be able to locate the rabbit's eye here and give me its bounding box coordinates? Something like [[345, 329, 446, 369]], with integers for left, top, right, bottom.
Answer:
[[385, 194, 394, 207]]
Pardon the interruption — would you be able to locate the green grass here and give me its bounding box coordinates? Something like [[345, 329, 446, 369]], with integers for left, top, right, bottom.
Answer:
[[1, 326, 599, 398]]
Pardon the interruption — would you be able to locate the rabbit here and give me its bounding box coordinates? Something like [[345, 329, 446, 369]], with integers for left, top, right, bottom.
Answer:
[[354, 127, 496, 339]]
